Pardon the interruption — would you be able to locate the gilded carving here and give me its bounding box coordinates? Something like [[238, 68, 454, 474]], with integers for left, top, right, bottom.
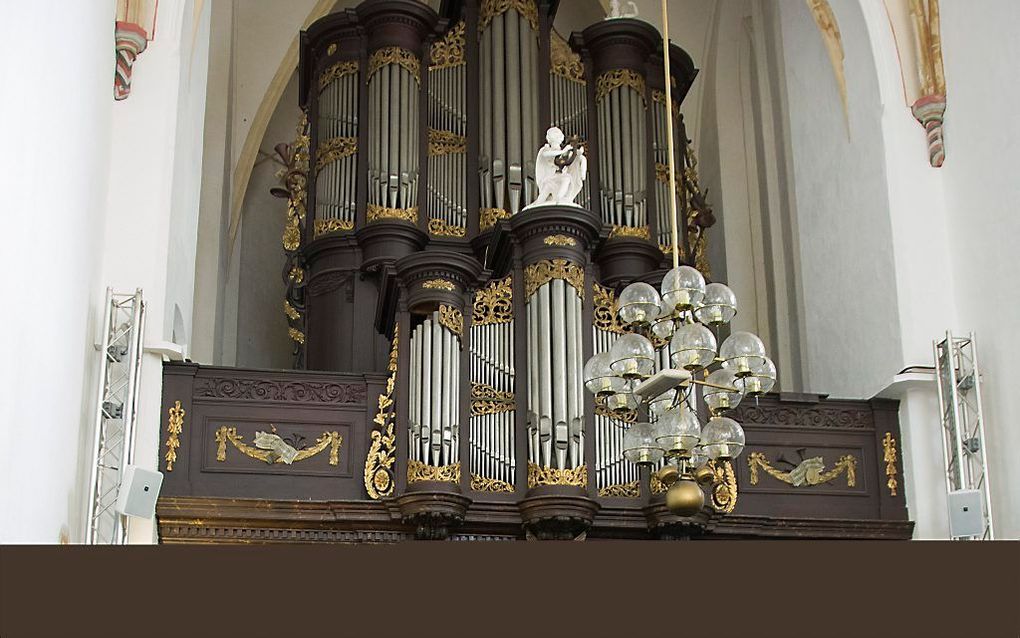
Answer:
[[471, 474, 515, 493], [428, 217, 467, 237], [599, 480, 640, 498], [281, 113, 310, 253], [314, 136, 357, 172], [708, 459, 738, 513], [429, 20, 465, 70], [883, 432, 899, 497], [479, 207, 510, 231], [608, 225, 651, 240], [214, 426, 342, 466], [543, 234, 576, 246], [283, 300, 300, 321], [314, 218, 354, 236], [550, 31, 585, 84], [319, 59, 358, 91], [288, 328, 306, 345], [649, 472, 667, 495], [367, 203, 418, 224], [438, 304, 464, 339], [422, 278, 456, 291], [527, 462, 588, 488], [407, 459, 461, 484], [470, 382, 516, 416], [365, 326, 399, 499], [472, 276, 513, 326], [165, 400, 184, 472], [427, 128, 466, 156], [368, 46, 420, 83], [651, 89, 680, 120], [524, 258, 585, 300], [479, 0, 539, 32], [748, 451, 857, 488], [193, 377, 365, 404], [595, 69, 646, 104], [592, 283, 626, 335], [594, 395, 636, 423]]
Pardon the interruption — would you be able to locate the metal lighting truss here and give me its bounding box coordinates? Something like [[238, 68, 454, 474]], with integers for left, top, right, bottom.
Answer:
[[85, 288, 145, 544], [933, 331, 994, 540]]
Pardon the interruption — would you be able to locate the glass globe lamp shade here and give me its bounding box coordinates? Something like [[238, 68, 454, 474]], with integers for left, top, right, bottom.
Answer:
[[583, 352, 625, 397], [661, 265, 706, 311], [648, 390, 676, 420], [609, 333, 656, 379], [650, 304, 677, 341], [693, 283, 737, 325], [737, 357, 777, 396], [622, 422, 665, 465], [719, 331, 767, 376], [701, 416, 746, 460], [690, 446, 709, 469], [617, 282, 662, 325], [669, 323, 717, 371], [604, 390, 639, 415], [653, 407, 701, 454], [703, 368, 743, 415]]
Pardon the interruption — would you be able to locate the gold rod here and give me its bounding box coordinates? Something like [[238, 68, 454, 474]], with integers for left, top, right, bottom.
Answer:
[[661, 0, 680, 270]]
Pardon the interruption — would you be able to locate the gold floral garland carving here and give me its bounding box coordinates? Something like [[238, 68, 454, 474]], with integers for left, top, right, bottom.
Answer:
[[599, 480, 640, 498], [314, 218, 354, 237], [428, 128, 466, 156], [883, 432, 899, 497], [528, 462, 588, 488], [593, 283, 626, 334], [524, 258, 585, 300], [214, 426, 343, 466], [282, 113, 310, 252], [608, 225, 651, 240], [471, 474, 515, 493], [288, 328, 306, 345], [748, 452, 857, 488], [479, 0, 539, 33], [470, 382, 516, 416], [649, 472, 667, 495], [480, 207, 510, 231], [650, 89, 680, 120], [315, 136, 357, 172], [428, 217, 466, 237], [708, 459, 738, 513], [439, 304, 464, 339], [165, 401, 184, 472], [366, 326, 399, 499], [368, 46, 420, 84], [595, 69, 646, 105], [472, 276, 513, 326], [422, 278, 456, 291], [543, 234, 576, 246], [408, 459, 461, 484], [429, 20, 465, 70], [284, 300, 300, 320], [319, 60, 358, 91], [550, 31, 585, 84], [367, 204, 418, 225]]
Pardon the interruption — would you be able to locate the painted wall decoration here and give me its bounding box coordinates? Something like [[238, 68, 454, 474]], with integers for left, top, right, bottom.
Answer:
[[114, 0, 157, 100]]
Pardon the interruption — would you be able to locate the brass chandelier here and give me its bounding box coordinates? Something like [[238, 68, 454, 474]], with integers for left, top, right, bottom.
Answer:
[[581, 0, 776, 517]]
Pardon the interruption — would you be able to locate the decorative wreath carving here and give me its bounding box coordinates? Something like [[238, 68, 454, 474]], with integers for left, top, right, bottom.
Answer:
[[214, 426, 343, 466], [748, 452, 857, 488], [524, 258, 585, 301], [365, 326, 399, 499], [472, 276, 513, 326], [422, 278, 456, 291], [708, 459, 738, 513]]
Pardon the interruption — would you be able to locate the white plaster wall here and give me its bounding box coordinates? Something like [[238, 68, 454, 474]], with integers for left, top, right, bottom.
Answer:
[[0, 1, 115, 542]]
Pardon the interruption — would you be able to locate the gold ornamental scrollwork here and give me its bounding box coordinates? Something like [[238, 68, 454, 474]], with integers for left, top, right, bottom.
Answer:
[[524, 258, 585, 301], [593, 395, 636, 424], [165, 401, 184, 472], [479, 0, 539, 32], [427, 128, 467, 156], [471, 474, 515, 493], [599, 480, 641, 498], [550, 31, 585, 84], [748, 452, 857, 488], [528, 462, 588, 488], [314, 218, 354, 237], [214, 426, 343, 466], [367, 204, 418, 225], [365, 326, 399, 499], [422, 278, 456, 291], [595, 69, 647, 105], [429, 20, 466, 70], [368, 46, 420, 84], [288, 328, 306, 345], [543, 234, 576, 247], [315, 136, 357, 172], [883, 432, 899, 497], [283, 301, 300, 321], [649, 473, 667, 495], [438, 304, 464, 339], [470, 382, 516, 416], [592, 283, 626, 334], [407, 459, 461, 484], [480, 207, 510, 231], [282, 113, 310, 252], [651, 89, 681, 120], [608, 225, 651, 240], [708, 459, 738, 513], [472, 276, 513, 326], [428, 217, 467, 237], [319, 60, 358, 91]]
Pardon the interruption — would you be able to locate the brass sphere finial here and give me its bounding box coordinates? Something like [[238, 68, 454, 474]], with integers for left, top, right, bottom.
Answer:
[[665, 479, 705, 516]]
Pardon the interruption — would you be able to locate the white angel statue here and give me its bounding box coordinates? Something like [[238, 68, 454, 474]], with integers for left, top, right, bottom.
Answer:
[[526, 127, 587, 209]]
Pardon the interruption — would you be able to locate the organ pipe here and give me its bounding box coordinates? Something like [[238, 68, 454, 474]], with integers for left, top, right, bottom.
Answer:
[[408, 310, 462, 469]]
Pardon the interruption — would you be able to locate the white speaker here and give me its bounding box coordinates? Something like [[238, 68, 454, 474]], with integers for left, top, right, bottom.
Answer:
[[948, 489, 984, 538], [115, 465, 164, 519]]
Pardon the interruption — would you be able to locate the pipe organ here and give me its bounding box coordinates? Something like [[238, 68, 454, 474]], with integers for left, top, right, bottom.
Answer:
[[549, 31, 590, 210], [315, 61, 359, 233], [427, 21, 468, 236], [408, 308, 462, 470]]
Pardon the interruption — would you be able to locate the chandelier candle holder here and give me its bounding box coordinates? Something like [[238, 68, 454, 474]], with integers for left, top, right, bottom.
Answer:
[[583, 264, 776, 526]]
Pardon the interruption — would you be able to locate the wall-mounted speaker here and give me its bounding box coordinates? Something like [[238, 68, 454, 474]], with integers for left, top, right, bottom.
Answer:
[[115, 465, 164, 519]]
